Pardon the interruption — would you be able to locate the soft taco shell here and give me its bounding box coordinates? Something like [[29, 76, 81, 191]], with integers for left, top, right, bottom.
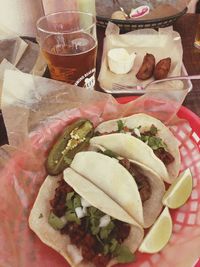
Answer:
[[90, 133, 169, 183], [125, 160, 165, 228], [94, 113, 181, 183], [29, 174, 144, 267], [70, 151, 165, 228], [70, 151, 144, 226]]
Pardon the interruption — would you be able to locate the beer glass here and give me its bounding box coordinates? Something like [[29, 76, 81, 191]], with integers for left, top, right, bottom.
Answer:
[[36, 11, 97, 89]]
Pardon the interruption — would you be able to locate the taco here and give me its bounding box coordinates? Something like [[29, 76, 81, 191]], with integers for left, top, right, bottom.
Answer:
[[29, 172, 144, 267], [69, 151, 165, 228], [93, 113, 181, 184]]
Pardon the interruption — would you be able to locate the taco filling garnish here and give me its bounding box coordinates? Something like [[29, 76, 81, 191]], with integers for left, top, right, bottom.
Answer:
[[48, 178, 135, 266], [96, 122, 174, 167], [93, 113, 181, 183], [98, 149, 152, 204], [119, 159, 152, 203]]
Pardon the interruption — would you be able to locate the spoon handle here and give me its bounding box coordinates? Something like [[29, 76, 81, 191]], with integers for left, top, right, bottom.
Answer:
[[151, 75, 200, 85]]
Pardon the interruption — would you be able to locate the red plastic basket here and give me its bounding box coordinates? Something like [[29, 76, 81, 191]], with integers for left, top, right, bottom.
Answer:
[[117, 96, 200, 267]]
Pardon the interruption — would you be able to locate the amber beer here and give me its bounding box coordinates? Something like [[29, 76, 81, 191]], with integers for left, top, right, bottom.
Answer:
[[37, 11, 97, 88], [42, 32, 97, 87]]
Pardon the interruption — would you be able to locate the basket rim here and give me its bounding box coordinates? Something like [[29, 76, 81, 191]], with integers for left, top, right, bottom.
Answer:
[[96, 7, 187, 26]]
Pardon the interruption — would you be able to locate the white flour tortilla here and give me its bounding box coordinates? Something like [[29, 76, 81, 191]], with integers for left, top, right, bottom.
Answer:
[[29, 174, 144, 267], [93, 113, 181, 183], [70, 151, 144, 226], [70, 151, 165, 228]]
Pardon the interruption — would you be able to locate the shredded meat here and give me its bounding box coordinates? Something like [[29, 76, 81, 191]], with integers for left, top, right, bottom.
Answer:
[[61, 220, 111, 265], [95, 130, 117, 136], [50, 178, 73, 217], [119, 158, 151, 203], [61, 222, 86, 244], [51, 179, 130, 267], [154, 147, 175, 165], [92, 254, 111, 267], [115, 221, 131, 243]]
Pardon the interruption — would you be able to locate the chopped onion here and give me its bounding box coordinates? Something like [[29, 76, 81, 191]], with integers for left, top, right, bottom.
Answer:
[[67, 244, 83, 264], [81, 197, 91, 208], [99, 215, 111, 228], [75, 207, 87, 218], [134, 128, 141, 137]]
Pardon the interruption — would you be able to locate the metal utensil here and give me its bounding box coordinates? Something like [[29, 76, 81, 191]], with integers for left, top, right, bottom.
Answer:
[[113, 0, 128, 18], [111, 75, 200, 94]]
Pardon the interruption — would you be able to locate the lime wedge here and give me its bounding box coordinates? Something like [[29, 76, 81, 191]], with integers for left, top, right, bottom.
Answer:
[[162, 168, 193, 209], [139, 207, 172, 254]]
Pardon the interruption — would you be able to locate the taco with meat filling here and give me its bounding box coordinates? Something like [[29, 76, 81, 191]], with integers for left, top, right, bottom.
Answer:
[[69, 151, 165, 228], [29, 170, 144, 267], [92, 113, 181, 184]]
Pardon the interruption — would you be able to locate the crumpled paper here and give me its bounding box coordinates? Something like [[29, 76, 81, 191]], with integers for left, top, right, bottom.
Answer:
[[0, 34, 47, 108], [98, 23, 188, 93], [0, 70, 199, 267], [0, 35, 28, 65], [0, 34, 46, 76]]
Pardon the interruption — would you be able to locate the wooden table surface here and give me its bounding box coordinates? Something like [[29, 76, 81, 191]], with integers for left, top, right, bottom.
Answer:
[[96, 13, 200, 117]]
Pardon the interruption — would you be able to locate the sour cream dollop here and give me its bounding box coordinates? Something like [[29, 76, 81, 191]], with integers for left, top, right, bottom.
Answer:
[[108, 48, 136, 74]]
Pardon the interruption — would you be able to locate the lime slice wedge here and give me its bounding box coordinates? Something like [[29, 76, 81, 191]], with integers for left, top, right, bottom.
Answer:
[[139, 207, 172, 254], [162, 168, 193, 209]]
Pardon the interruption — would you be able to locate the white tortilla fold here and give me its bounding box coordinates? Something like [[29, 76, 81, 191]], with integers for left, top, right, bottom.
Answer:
[[90, 133, 169, 183], [70, 151, 165, 228], [70, 151, 144, 226], [64, 168, 144, 253], [94, 113, 181, 184], [126, 160, 165, 228], [29, 175, 87, 267], [29, 175, 144, 267]]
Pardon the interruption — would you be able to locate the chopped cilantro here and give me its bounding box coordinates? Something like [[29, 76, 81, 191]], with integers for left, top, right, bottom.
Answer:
[[150, 124, 158, 135], [146, 136, 167, 150], [103, 244, 110, 255], [99, 149, 118, 159], [140, 135, 149, 142], [66, 192, 74, 209], [100, 221, 115, 239], [66, 192, 74, 201], [48, 211, 67, 230], [109, 238, 118, 253], [65, 210, 80, 224], [116, 245, 135, 263], [117, 120, 125, 132], [39, 213, 43, 219], [90, 217, 100, 235], [49, 190, 134, 264], [138, 125, 167, 151], [73, 195, 81, 209]]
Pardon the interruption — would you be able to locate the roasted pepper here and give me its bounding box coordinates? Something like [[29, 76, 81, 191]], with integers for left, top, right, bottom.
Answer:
[[46, 119, 94, 175]]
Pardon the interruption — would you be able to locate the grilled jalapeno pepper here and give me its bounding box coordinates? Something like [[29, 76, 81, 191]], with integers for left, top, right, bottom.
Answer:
[[46, 119, 94, 175]]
